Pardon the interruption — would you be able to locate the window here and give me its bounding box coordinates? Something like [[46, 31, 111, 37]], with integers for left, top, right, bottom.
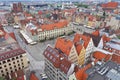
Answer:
[[10, 67, 12, 69], [12, 58, 15, 60], [16, 57, 18, 59], [6, 72, 9, 74], [3, 61, 6, 64], [17, 60, 19, 63], [18, 64, 20, 66], [14, 65, 16, 68], [11, 71, 13, 73], [5, 69, 8, 71], [4, 65, 6, 67], [1, 70, 3, 73], [9, 63, 11, 66], [20, 55, 22, 57], [15, 69, 17, 71], [19, 67, 21, 69], [13, 62, 15, 64], [0, 67, 2, 69], [2, 74, 4, 76], [7, 59, 10, 62]]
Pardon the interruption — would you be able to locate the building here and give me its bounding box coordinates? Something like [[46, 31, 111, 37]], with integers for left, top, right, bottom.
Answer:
[[43, 46, 75, 80], [73, 33, 94, 63], [21, 20, 74, 42], [87, 61, 120, 80], [0, 29, 29, 78], [75, 42, 86, 66], [5, 69, 25, 80], [55, 37, 78, 64], [12, 2, 23, 13], [101, 2, 118, 12]]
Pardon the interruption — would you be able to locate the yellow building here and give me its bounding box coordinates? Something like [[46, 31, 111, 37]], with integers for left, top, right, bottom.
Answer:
[[75, 44, 86, 66], [78, 46, 86, 66]]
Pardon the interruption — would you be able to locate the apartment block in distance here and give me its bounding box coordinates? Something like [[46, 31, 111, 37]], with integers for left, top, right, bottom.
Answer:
[[0, 29, 29, 78]]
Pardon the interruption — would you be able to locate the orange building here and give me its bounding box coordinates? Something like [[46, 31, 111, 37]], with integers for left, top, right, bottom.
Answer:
[[55, 37, 78, 63]]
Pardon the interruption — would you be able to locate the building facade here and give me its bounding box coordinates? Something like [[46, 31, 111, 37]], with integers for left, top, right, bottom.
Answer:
[[0, 30, 29, 78], [44, 46, 75, 80]]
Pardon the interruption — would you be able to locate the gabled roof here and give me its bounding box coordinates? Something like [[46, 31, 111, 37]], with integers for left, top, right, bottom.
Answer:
[[55, 37, 73, 56], [83, 32, 101, 47], [92, 30, 100, 37], [73, 33, 91, 49], [75, 42, 84, 55]]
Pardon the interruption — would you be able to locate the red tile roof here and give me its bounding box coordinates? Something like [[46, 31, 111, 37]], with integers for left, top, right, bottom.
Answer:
[[60, 55, 71, 74], [73, 33, 91, 49], [102, 35, 111, 43], [101, 2, 118, 9], [41, 20, 68, 31], [112, 54, 120, 64], [0, 48, 26, 61], [93, 51, 111, 61], [9, 32, 16, 41], [8, 70, 25, 80], [30, 72, 39, 80], [43, 46, 72, 74], [75, 43, 83, 55], [55, 37, 73, 56], [92, 30, 100, 36], [75, 63, 92, 80]]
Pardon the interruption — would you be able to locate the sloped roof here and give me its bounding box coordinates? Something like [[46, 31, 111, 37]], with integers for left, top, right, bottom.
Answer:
[[43, 46, 72, 74], [75, 63, 92, 80], [55, 37, 73, 56], [101, 2, 118, 9], [73, 33, 91, 49], [92, 30, 100, 36], [30, 72, 38, 80], [75, 43, 83, 55], [83, 32, 101, 47], [93, 51, 111, 61], [41, 20, 68, 31]]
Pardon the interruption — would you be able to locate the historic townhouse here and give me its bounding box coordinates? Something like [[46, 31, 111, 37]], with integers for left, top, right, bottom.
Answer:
[[55, 37, 78, 64], [75, 43, 86, 66], [73, 33, 94, 63]]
